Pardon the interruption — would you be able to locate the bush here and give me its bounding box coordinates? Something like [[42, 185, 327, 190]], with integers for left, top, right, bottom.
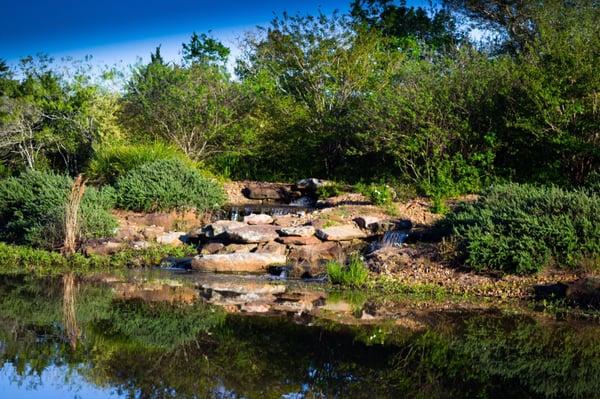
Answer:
[[0, 170, 117, 249], [355, 183, 394, 206], [443, 184, 600, 274], [316, 182, 344, 199], [86, 142, 194, 185], [115, 158, 226, 212], [327, 255, 370, 287]]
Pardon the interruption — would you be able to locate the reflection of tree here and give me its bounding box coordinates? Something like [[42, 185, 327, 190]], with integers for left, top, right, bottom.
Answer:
[[62, 273, 80, 349]]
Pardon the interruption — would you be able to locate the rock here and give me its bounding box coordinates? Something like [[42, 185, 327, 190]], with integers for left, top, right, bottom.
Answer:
[[191, 253, 287, 273], [287, 241, 342, 265], [316, 225, 367, 241], [276, 236, 322, 246], [160, 256, 193, 269], [199, 242, 225, 255], [256, 241, 288, 255], [294, 178, 326, 193], [244, 213, 274, 225], [566, 277, 600, 309], [218, 243, 258, 254], [226, 225, 280, 243], [131, 240, 151, 250], [289, 262, 326, 279], [278, 225, 315, 237], [273, 215, 297, 227], [202, 221, 245, 238], [156, 231, 187, 246], [243, 184, 290, 200], [371, 219, 412, 234], [353, 216, 380, 230], [141, 225, 166, 241], [83, 241, 122, 256]]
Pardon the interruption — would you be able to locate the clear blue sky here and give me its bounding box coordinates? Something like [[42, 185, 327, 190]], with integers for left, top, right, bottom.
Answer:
[[1, 0, 431, 68]]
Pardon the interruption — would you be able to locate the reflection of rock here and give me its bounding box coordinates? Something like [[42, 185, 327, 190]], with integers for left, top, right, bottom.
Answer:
[[191, 253, 287, 273], [114, 282, 199, 304], [316, 225, 366, 241], [244, 213, 274, 225], [227, 225, 280, 243], [567, 277, 600, 309]]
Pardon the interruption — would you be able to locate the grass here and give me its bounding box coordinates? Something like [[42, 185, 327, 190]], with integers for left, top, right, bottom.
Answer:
[[326, 255, 370, 288], [0, 242, 197, 277]]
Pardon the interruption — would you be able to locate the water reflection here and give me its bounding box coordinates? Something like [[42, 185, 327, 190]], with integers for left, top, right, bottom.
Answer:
[[0, 275, 598, 398]]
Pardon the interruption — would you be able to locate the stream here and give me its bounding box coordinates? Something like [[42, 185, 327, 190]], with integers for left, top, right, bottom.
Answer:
[[0, 270, 599, 399]]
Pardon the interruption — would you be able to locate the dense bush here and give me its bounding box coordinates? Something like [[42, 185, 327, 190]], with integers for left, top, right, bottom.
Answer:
[[0, 170, 117, 249], [86, 142, 193, 185], [444, 184, 600, 274], [115, 158, 226, 212]]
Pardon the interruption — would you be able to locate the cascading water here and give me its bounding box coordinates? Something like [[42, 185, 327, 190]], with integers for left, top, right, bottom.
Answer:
[[380, 230, 409, 248]]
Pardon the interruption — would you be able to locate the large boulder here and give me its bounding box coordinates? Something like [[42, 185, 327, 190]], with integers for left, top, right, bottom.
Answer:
[[243, 184, 290, 200], [287, 241, 342, 264], [244, 213, 274, 225], [316, 225, 367, 241], [278, 225, 315, 237], [191, 253, 287, 273], [227, 225, 280, 243]]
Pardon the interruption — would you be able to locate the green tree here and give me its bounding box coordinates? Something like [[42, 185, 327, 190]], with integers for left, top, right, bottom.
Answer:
[[182, 32, 230, 67]]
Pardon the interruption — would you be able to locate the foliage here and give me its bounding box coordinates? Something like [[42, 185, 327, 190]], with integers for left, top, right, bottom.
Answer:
[[316, 182, 345, 199], [115, 158, 226, 212], [0, 170, 117, 249], [327, 255, 370, 287], [86, 142, 193, 185], [121, 56, 251, 163], [443, 183, 600, 274], [182, 32, 231, 67], [355, 182, 394, 206]]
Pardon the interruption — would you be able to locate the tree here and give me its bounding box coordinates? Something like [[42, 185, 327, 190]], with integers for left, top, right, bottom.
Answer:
[[182, 32, 230, 67], [121, 59, 248, 162], [351, 0, 460, 51]]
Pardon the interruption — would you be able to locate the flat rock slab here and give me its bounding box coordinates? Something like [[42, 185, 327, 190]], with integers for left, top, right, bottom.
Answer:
[[156, 231, 187, 246], [278, 225, 315, 237], [192, 253, 287, 273], [276, 235, 322, 246], [316, 225, 367, 241], [244, 214, 274, 225], [227, 225, 280, 243]]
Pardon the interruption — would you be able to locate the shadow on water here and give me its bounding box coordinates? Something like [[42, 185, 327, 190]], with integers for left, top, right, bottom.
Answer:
[[0, 274, 599, 398]]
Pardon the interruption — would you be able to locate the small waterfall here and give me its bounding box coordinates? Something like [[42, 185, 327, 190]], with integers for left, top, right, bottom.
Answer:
[[380, 230, 408, 248], [289, 196, 314, 208], [230, 207, 240, 221]]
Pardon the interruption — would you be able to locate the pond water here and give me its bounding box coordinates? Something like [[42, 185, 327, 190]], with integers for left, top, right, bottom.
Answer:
[[0, 273, 599, 399]]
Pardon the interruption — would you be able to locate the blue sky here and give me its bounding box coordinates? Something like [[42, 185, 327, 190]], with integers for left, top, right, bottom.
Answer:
[[1, 0, 431, 69]]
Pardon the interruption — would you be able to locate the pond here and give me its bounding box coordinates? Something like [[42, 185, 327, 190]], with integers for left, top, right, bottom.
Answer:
[[0, 272, 599, 399]]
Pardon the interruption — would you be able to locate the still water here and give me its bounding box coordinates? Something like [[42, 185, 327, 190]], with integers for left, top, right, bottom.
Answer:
[[0, 273, 599, 399]]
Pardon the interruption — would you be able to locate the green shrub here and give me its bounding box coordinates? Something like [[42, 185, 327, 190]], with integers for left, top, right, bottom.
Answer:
[[87, 142, 193, 185], [0, 170, 117, 249], [443, 184, 600, 274], [327, 255, 370, 287], [355, 183, 394, 206], [316, 182, 344, 199], [115, 158, 226, 212]]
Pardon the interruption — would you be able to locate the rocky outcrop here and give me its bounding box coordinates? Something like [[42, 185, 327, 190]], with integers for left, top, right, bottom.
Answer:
[[191, 253, 287, 273], [316, 225, 367, 241]]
